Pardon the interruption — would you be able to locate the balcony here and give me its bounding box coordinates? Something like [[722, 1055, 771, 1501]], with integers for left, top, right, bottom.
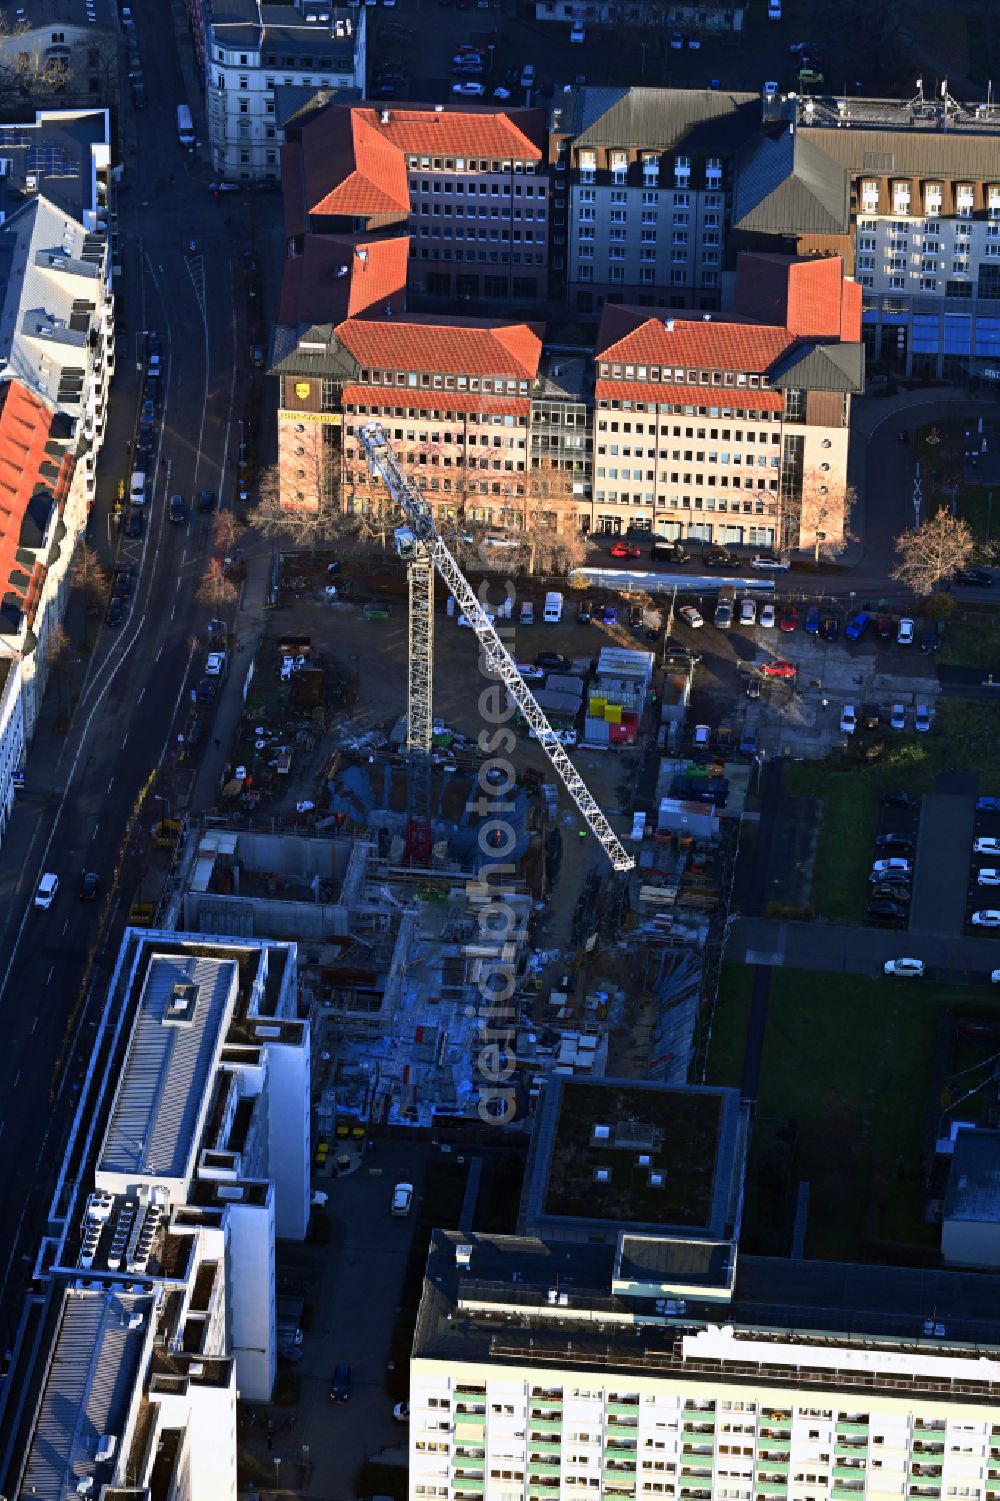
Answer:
[[833, 1465, 867, 1480], [835, 1444, 867, 1458], [530, 1420, 563, 1435], [911, 1426, 945, 1440], [530, 1442, 562, 1457], [529, 1462, 563, 1477], [756, 1485, 789, 1497], [608, 1403, 641, 1416], [836, 1423, 870, 1438]]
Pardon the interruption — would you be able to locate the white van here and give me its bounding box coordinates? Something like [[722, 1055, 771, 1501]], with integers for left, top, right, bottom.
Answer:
[[129, 469, 147, 504], [520, 62, 535, 89], [543, 591, 563, 623]]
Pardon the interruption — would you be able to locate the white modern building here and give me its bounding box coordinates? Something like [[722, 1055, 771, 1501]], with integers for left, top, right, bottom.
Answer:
[[0, 656, 23, 845], [0, 925, 309, 1489], [206, 0, 366, 181]]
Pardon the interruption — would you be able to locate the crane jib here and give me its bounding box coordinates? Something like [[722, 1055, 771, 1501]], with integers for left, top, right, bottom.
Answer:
[[357, 423, 636, 872]]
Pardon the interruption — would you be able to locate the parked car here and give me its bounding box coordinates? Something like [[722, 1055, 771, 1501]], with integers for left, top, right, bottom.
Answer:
[[197, 489, 216, 514], [597, 604, 617, 624], [760, 602, 776, 628], [876, 613, 893, 640], [868, 899, 908, 922], [750, 553, 790, 571], [628, 605, 644, 631], [845, 611, 871, 641], [760, 659, 796, 680], [577, 602, 591, 624], [914, 702, 931, 733], [739, 726, 758, 754], [391, 1182, 414, 1216], [972, 910, 1000, 927], [714, 597, 733, 629], [897, 616, 915, 646], [678, 605, 704, 629], [746, 676, 762, 699], [804, 605, 820, 634], [703, 546, 738, 567], [535, 651, 570, 672], [330, 1363, 352, 1401], [977, 869, 1000, 886], [105, 595, 125, 626], [609, 541, 641, 558], [452, 80, 486, 96], [974, 837, 1000, 855], [876, 833, 914, 852], [516, 663, 545, 681], [693, 723, 711, 749], [839, 704, 856, 735], [778, 603, 798, 633], [882, 789, 918, 810], [871, 857, 912, 878], [738, 597, 757, 626], [205, 651, 226, 676], [169, 493, 187, 525], [978, 796, 1000, 813], [890, 703, 906, 730], [883, 958, 924, 977], [920, 623, 940, 653], [197, 677, 217, 704], [872, 881, 912, 901], [125, 508, 144, 538]]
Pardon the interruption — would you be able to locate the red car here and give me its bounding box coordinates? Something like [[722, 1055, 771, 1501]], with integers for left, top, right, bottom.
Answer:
[[760, 659, 796, 680], [609, 542, 641, 559], [778, 603, 798, 632]]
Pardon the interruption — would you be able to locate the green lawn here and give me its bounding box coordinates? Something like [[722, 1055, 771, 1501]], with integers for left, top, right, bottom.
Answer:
[[914, 417, 999, 543], [938, 615, 1000, 669], [745, 969, 1000, 1261], [704, 965, 754, 1089], [783, 699, 1000, 918]]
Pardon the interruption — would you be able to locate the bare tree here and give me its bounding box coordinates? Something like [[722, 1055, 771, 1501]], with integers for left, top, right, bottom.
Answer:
[[781, 467, 858, 562], [44, 620, 71, 719], [252, 458, 351, 551], [197, 558, 238, 611], [72, 542, 109, 608], [213, 509, 241, 556], [891, 508, 977, 596]]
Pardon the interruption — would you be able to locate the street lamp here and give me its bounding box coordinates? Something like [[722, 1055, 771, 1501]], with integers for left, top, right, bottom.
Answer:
[[274, 1456, 281, 1494]]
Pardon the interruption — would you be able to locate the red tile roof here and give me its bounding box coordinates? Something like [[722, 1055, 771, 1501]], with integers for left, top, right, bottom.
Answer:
[[0, 380, 63, 613], [341, 385, 531, 417], [733, 252, 860, 342], [595, 380, 784, 410], [303, 107, 410, 218], [357, 105, 543, 162], [278, 235, 409, 326], [336, 317, 542, 377], [596, 305, 796, 373]]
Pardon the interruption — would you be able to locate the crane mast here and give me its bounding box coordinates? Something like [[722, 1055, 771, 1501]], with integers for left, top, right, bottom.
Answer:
[[359, 422, 635, 873]]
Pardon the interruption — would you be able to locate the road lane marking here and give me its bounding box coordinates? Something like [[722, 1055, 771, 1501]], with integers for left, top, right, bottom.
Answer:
[[46, 965, 54, 983], [107, 777, 114, 795], [155, 644, 164, 662], [13, 1068, 19, 1087], [137, 687, 145, 704], [31, 1015, 38, 1034]]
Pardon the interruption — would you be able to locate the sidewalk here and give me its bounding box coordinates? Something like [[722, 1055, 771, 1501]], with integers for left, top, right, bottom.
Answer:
[[188, 546, 273, 812]]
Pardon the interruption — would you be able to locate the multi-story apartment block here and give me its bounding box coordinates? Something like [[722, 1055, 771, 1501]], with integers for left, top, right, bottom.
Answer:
[[552, 87, 758, 316], [281, 99, 550, 305], [589, 252, 863, 548], [206, 0, 366, 181], [409, 1078, 1000, 1501], [535, 0, 745, 29], [0, 0, 122, 114], [733, 90, 1000, 379], [0, 114, 115, 738]]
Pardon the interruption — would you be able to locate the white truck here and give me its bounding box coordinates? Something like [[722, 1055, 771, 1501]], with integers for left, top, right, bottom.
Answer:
[[177, 104, 195, 148], [543, 591, 563, 623]]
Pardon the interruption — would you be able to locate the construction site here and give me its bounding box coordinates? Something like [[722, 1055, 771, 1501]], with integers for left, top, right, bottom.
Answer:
[[152, 428, 745, 1146]]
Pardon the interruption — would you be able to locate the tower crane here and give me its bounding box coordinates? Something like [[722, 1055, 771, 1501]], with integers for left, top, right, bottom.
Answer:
[[358, 422, 635, 873]]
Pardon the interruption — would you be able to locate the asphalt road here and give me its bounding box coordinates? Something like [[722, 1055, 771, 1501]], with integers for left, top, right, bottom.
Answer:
[[0, 4, 252, 1345]]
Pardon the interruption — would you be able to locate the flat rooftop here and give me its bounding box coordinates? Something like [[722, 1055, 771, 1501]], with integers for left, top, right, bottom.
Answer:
[[18, 1285, 153, 1501], [944, 1128, 1000, 1224], [520, 1078, 746, 1241], [414, 1231, 1000, 1390], [97, 952, 239, 1182]]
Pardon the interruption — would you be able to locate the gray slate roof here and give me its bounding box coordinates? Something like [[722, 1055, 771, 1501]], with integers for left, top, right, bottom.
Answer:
[[270, 321, 360, 378], [733, 125, 850, 235], [770, 340, 865, 393], [574, 85, 760, 154]]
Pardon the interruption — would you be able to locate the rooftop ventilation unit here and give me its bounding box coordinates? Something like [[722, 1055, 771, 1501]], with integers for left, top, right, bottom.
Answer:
[[164, 980, 198, 1024], [594, 1167, 610, 1183], [663, 318, 674, 331], [455, 1242, 473, 1269]]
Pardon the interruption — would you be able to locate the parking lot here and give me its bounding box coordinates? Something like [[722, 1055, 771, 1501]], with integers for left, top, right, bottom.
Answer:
[[677, 593, 941, 761]]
